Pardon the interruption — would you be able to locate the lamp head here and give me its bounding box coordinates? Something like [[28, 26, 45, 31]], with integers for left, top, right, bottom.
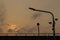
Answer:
[[29, 7, 36, 11], [37, 23, 40, 26]]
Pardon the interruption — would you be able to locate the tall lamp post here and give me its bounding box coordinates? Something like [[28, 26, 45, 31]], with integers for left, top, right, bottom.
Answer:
[[37, 23, 40, 36], [28, 7, 58, 39]]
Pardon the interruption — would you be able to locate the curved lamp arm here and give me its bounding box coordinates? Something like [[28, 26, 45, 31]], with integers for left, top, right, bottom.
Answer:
[[29, 7, 55, 28]]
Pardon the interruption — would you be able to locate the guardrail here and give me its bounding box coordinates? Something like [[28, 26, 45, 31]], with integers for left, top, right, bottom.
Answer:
[[0, 33, 60, 36]]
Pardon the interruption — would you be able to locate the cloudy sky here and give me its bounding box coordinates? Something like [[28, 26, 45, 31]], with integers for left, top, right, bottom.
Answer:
[[0, 0, 60, 33]]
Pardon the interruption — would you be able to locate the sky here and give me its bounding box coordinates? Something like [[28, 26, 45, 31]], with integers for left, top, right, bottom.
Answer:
[[0, 0, 60, 33]]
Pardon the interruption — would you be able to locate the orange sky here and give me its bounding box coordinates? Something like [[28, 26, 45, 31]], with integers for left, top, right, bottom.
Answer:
[[0, 0, 60, 33]]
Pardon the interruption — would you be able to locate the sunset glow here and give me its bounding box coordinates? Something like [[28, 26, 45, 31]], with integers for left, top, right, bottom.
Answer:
[[0, 0, 60, 36]]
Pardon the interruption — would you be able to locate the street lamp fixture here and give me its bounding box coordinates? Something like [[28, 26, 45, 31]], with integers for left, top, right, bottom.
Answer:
[[28, 7, 58, 39]]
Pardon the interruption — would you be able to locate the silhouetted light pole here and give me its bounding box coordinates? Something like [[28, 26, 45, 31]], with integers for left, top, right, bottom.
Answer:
[[37, 23, 40, 36], [28, 7, 58, 39]]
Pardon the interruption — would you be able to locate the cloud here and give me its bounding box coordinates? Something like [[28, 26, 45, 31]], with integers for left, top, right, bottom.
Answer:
[[31, 13, 41, 20], [16, 25, 37, 33]]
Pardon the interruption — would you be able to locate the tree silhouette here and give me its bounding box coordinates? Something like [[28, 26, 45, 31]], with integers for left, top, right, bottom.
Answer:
[[0, 28, 2, 32], [7, 29, 13, 32]]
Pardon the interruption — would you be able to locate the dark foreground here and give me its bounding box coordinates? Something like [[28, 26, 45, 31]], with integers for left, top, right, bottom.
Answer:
[[0, 36, 60, 40]]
